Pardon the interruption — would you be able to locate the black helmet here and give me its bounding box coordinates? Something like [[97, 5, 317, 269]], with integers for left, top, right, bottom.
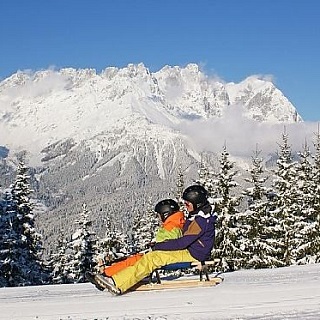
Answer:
[[155, 199, 180, 222], [182, 185, 208, 210]]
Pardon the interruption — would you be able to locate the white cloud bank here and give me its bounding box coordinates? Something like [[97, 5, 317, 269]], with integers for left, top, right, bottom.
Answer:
[[177, 104, 319, 157]]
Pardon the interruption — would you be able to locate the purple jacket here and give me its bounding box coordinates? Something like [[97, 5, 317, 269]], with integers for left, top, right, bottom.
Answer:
[[154, 205, 217, 261]]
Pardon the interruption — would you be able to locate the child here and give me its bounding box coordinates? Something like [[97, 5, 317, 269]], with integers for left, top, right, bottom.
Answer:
[[100, 199, 185, 277]]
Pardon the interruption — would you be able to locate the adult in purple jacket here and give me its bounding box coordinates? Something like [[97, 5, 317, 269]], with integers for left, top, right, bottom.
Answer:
[[101, 185, 217, 295]]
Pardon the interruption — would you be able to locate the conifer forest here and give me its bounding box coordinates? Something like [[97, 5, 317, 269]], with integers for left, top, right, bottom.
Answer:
[[0, 130, 320, 287]]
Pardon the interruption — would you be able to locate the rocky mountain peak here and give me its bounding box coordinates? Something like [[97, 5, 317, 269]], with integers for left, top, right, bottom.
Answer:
[[0, 63, 301, 161]]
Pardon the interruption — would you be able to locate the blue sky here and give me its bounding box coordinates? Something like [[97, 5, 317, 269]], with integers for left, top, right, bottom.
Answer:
[[1, 0, 319, 121]]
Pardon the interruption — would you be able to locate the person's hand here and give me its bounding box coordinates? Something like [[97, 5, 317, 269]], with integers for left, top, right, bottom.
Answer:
[[146, 241, 156, 249]]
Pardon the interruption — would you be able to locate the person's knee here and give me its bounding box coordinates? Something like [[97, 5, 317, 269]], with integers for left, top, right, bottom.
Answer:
[[143, 251, 165, 267]]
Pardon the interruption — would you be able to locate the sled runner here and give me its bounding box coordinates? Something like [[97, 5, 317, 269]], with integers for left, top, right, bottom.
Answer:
[[86, 259, 223, 295], [150, 259, 221, 284], [132, 276, 223, 292]]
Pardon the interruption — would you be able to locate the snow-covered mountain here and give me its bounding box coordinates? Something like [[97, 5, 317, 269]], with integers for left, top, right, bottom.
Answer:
[[0, 63, 303, 251], [0, 63, 301, 158]]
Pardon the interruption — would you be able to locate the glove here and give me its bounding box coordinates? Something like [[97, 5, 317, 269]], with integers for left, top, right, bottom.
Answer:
[[146, 242, 156, 250]]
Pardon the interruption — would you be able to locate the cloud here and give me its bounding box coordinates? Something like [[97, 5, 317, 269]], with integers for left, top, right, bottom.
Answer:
[[249, 74, 275, 83], [3, 69, 70, 99], [176, 104, 319, 157]]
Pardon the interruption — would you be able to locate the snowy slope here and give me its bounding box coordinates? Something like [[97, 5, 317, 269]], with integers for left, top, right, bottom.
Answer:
[[1, 263, 320, 320]]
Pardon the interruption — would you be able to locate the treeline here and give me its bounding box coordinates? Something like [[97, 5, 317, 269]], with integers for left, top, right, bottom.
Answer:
[[206, 128, 320, 271], [1, 128, 320, 286]]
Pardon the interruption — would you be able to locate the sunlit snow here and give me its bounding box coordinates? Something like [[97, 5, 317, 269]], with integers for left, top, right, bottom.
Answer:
[[1, 263, 319, 320]]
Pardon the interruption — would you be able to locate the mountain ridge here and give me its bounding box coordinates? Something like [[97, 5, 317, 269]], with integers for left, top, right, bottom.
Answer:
[[1, 63, 301, 162]]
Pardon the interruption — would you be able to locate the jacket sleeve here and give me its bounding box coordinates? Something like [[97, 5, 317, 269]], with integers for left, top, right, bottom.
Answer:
[[154, 220, 203, 251], [155, 227, 183, 243]]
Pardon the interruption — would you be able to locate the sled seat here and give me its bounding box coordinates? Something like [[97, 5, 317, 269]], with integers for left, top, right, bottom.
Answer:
[[150, 259, 220, 284]]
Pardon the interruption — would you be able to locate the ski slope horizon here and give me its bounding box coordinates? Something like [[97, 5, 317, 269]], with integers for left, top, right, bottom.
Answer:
[[1, 263, 320, 320]]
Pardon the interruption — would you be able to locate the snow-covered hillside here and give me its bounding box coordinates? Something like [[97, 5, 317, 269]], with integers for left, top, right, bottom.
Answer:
[[1, 263, 320, 320]]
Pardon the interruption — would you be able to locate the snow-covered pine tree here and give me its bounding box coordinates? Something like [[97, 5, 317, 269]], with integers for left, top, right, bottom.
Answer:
[[270, 129, 301, 266], [174, 165, 185, 206], [195, 155, 217, 197], [65, 204, 97, 283], [0, 162, 48, 286], [212, 144, 242, 271], [240, 147, 279, 269], [0, 190, 18, 286], [310, 127, 320, 262], [0, 189, 16, 286], [130, 199, 159, 253], [130, 209, 144, 253], [49, 234, 70, 284], [294, 141, 318, 264], [98, 213, 128, 263]]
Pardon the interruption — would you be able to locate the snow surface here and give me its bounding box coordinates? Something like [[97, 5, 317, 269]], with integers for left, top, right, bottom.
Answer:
[[1, 263, 320, 320]]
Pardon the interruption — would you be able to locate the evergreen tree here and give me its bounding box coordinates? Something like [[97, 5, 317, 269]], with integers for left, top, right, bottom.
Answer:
[[0, 162, 48, 286], [310, 128, 320, 262], [0, 189, 16, 286], [270, 129, 301, 266], [294, 141, 318, 264], [240, 147, 278, 268], [174, 165, 185, 206], [212, 145, 242, 271], [195, 155, 217, 198], [65, 204, 97, 283], [131, 201, 159, 253], [98, 213, 128, 262], [49, 234, 70, 284]]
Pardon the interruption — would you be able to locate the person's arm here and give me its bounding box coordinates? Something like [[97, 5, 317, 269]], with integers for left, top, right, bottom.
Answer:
[[155, 227, 182, 242], [154, 219, 203, 251]]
